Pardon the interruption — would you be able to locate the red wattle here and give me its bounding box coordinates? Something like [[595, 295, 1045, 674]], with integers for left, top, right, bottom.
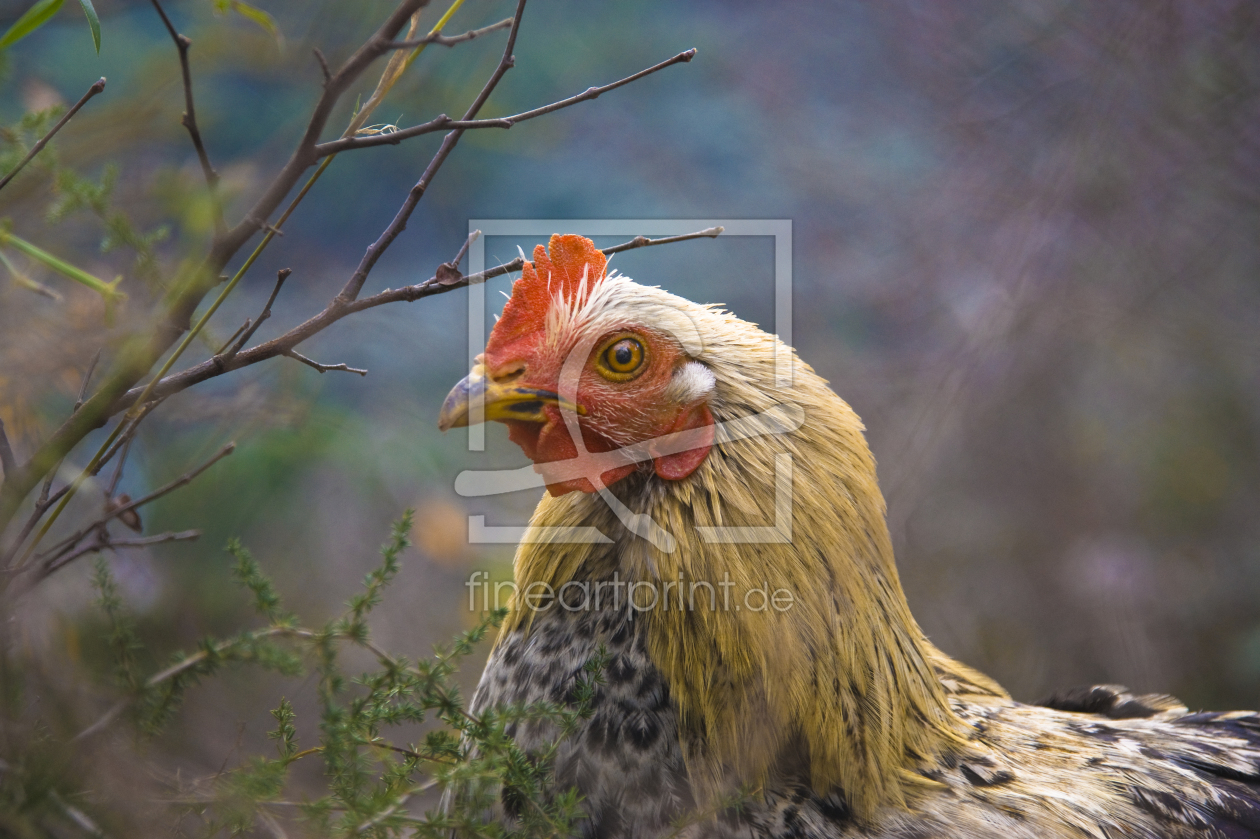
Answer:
[[652, 402, 715, 481], [513, 413, 636, 496]]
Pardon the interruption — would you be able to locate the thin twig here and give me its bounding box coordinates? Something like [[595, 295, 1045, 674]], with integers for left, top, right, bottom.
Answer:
[[72, 575, 446, 744], [349, 780, 438, 836], [369, 740, 424, 761], [383, 17, 512, 49], [284, 350, 368, 376], [27, 443, 234, 572], [2, 461, 57, 568], [451, 228, 479, 268], [0, 421, 14, 481], [38, 529, 200, 581], [313, 48, 332, 84], [247, 214, 285, 237], [432, 229, 480, 285], [0, 78, 106, 193], [73, 624, 320, 742], [315, 48, 697, 157], [214, 320, 250, 356], [77, 349, 103, 409], [149, 0, 225, 237], [46, 788, 109, 839], [227, 268, 291, 360], [602, 226, 724, 255], [70, 627, 309, 744], [333, 0, 531, 306], [441, 256, 525, 287], [108, 228, 723, 409], [105, 435, 134, 497], [213, 0, 431, 255], [98, 398, 164, 481]]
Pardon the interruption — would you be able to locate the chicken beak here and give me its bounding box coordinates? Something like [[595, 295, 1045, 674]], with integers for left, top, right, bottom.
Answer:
[[438, 363, 585, 431]]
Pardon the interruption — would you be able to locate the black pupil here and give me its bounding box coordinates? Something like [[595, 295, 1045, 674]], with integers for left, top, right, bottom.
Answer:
[[614, 344, 634, 366]]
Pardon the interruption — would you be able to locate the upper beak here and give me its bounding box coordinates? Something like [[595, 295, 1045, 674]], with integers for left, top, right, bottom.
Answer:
[[438, 363, 585, 431]]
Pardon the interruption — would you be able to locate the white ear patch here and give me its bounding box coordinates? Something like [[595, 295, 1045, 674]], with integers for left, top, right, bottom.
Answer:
[[664, 361, 716, 405]]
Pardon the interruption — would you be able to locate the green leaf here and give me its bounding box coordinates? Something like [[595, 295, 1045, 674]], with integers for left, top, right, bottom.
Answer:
[[214, 0, 282, 45], [77, 0, 99, 53], [0, 0, 66, 51]]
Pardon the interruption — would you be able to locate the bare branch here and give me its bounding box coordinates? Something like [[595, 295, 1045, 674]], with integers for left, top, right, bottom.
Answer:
[[228, 268, 291, 360], [105, 436, 133, 498], [217, 0, 432, 255], [332, 0, 531, 306], [5, 393, 161, 570], [214, 319, 250, 356], [349, 781, 438, 836], [451, 228, 480, 268], [0, 421, 14, 481], [46, 789, 109, 839], [313, 48, 332, 84], [77, 349, 103, 410], [72, 701, 128, 744], [98, 398, 164, 481], [38, 529, 200, 582], [602, 226, 725, 256], [436, 256, 525, 288], [384, 17, 513, 49], [433, 229, 481, 285], [28, 443, 234, 572], [106, 228, 723, 409], [316, 48, 698, 158], [0, 0, 431, 533], [285, 350, 368, 376], [0, 78, 106, 193], [149, 0, 225, 237]]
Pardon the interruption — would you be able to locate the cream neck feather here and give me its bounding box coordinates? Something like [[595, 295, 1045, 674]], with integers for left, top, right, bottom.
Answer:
[[500, 284, 1005, 818]]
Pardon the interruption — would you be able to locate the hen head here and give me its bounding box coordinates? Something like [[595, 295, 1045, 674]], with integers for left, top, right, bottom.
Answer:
[[438, 234, 717, 496]]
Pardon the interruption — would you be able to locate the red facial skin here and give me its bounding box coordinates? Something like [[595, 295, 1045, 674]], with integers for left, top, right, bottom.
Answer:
[[487, 326, 715, 496]]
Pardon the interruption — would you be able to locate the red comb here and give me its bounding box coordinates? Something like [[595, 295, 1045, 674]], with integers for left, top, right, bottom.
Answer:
[[485, 234, 608, 362]]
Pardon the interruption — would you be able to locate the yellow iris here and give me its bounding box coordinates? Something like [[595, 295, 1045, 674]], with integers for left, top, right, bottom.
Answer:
[[598, 336, 647, 381]]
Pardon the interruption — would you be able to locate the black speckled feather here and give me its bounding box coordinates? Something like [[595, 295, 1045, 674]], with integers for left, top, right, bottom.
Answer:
[[470, 540, 1260, 839]]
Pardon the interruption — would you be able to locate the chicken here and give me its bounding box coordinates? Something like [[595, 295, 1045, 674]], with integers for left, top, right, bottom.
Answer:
[[439, 234, 1260, 838]]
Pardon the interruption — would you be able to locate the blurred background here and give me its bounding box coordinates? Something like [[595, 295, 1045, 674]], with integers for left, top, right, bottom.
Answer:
[[1, 0, 1258, 830]]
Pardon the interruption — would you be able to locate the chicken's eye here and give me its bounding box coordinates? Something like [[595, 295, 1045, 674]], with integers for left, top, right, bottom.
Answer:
[[597, 336, 647, 381]]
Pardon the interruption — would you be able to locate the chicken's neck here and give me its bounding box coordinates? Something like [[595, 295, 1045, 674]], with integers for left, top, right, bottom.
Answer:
[[502, 355, 1005, 818]]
